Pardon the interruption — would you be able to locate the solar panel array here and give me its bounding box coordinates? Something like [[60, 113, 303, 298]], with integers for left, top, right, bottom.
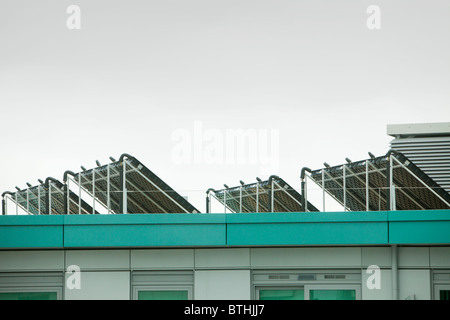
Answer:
[[3, 179, 99, 215], [2, 154, 200, 215], [2, 150, 449, 215], [308, 151, 450, 211], [209, 176, 319, 213]]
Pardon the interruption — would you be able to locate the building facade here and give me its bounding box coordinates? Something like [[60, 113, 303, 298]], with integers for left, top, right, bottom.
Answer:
[[1, 211, 449, 300]]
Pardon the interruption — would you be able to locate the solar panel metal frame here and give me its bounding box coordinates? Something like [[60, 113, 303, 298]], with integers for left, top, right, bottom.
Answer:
[[308, 151, 450, 211], [208, 176, 319, 213], [3, 179, 97, 215], [68, 154, 200, 214]]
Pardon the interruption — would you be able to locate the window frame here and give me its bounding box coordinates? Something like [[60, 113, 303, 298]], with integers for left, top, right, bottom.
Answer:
[[0, 287, 62, 300], [304, 284, 361, 300], [256, 286, 305, 300], [132, 285, 193, 300], [433, 284, 450, 300], [255, 284, 361, 300], [252, 269, 362, 300]]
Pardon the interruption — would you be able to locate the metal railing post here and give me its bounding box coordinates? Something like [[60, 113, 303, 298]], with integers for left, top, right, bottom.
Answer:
[[256, 181, 259, 213], [343, 165, 346, 212], [107, 164, 111, 214], [271, 179, 274, 212], [223, 189, 227, 213], [78, 174, 82, 214], [92, 169, 96, 214], [366, 161, 369, 211], [67, 179, 70, 214], [322, 170, 325, 212], [48, 183, 52, 215], [123, 160, 127, 214]]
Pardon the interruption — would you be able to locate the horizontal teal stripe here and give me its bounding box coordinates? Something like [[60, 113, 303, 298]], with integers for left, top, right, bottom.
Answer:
[[0, 210, 448, 248], [226, 212, 388, 223], [227, 221, 387, 246], [63, 213, 227, 225], [0, 215, 64, 226], [64, 223, 226, 247], [0, 216, 64, 248], [0, 225, 63, 248], [389, 221, 450, 244], [388, 209, 450, 221], [388, 209, 450, 245]]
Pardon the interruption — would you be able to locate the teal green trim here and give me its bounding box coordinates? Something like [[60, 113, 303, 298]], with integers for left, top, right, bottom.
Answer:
[[388, 209, 450, 221], [0, 215, 64, 226], [63, 214, 227, 248], [0, 216, 63, 248], [0, 210, 449, 249], [389, 221, 450, 244], [226, 212, 388, 246], [64, 223, 226, 247], [388, 209, 450, 244], [63, 213, 226, 225], [226, 212, 388, 223]]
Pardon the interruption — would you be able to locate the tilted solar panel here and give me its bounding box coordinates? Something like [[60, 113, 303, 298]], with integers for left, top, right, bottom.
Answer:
[[208, 175, 319, 213], [308, 151, 450, 211]]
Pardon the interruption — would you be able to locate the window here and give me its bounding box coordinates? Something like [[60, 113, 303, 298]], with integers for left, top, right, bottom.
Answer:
[[439, 290, 450, 300], [0, 291, 58, 300], [134, 286, 191, 300], [257, 287, 304, 300], [256, 286, 359, 300], [305, 285, 360, 300], [0, 273, 63, 300], [434, 285, 450, 301], [309, 289, 355, 300], [433, 271, 450, 300], [253, 270, 361, 300], [131, 271, 194, 300]]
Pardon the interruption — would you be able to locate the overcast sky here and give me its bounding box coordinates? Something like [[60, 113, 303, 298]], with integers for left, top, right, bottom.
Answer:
[[1, 0, 449, 213]]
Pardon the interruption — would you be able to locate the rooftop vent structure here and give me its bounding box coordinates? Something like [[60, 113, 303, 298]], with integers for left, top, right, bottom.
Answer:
[[387, 122, 450, 194]]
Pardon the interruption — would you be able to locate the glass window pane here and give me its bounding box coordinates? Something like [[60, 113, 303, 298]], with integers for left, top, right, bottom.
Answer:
[[138, 290, 188, 300], [310, 289, 356, 300], [440, 290, 450, 300], [259, 289, 304, 300], [0, 292, 57, 300]]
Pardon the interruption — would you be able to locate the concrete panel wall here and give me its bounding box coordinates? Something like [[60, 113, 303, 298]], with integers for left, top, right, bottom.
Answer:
[[65, 250, 130, 270], [362, 247, 391, 268], [0, 250, 64, 271], [131, 249, 194, 270], [361, 269, 392, 300], [64, 271, 130, 300], [1, 246, 448, 300], [398, 247, 430, 268], [399, 270, 431, 300], [430, 247, 450, 267], [250, 247, 362, 268], [194, 270, 251, 300], [195, 249, 250, 269]]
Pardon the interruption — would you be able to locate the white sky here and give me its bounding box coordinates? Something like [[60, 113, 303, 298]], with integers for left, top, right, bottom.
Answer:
[[1, 0, 449, 213]]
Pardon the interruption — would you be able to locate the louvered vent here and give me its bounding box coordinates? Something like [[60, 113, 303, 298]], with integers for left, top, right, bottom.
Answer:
[[390, 136, 450, 194], [324, 274, 346, 279], [387, 123, 450, 195], [268, 275, 290, 280]]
